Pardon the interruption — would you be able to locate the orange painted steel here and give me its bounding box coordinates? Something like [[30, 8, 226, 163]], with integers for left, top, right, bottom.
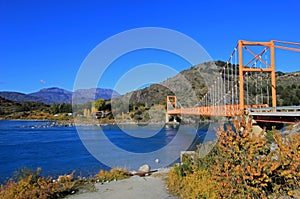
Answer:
[[167, 104, 240, 116], [167, 103, 268, 117], [238, 40, 244, 114], [166, 40, 300, 117], [166, 96, 177, 111], [270, 41, 276, 108], [237, 40, 300, 109], [239, 40, 276, 110]]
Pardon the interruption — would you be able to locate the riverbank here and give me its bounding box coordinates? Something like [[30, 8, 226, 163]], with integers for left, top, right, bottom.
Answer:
[[67, 168, 178, 199], [0, 118, 171, 128], [0, 166, 178, 199]]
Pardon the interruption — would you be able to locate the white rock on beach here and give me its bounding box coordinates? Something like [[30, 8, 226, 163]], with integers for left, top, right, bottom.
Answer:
[[138, 164, 150, 172]]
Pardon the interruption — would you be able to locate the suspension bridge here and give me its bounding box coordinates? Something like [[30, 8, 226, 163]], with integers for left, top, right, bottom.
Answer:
[[166, 40, 300, 124]]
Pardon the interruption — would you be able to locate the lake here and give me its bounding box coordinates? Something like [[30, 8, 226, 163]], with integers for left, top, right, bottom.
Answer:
[[0, 120, 216, 183]]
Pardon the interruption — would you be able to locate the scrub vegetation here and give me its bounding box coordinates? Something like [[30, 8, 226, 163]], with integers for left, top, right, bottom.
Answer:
[[0, 167, 130, 199], [167, 117, 300, 198]]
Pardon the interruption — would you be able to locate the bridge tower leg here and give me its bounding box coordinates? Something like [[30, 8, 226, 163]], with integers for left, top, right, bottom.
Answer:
[[270, 40, 277, 108], [166, 96, 177, 123], [238, 40, 244, 114], [165, 113, 169, 123], [237, 40, 278, 114]]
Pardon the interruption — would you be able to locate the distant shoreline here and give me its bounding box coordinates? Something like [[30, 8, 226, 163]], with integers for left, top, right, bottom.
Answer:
[[0, 119, 175, 128]]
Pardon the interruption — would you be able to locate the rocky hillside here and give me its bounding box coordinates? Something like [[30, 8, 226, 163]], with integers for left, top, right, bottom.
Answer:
[[112, 61, 299, 114], [276, 71, 300, 106], [0, 61, 298, 114], [113, 61, 225, 112]]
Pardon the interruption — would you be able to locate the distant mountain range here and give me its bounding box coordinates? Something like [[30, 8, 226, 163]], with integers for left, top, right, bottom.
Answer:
[[0, 61, 299, 108], [0, 87, 120, 104]]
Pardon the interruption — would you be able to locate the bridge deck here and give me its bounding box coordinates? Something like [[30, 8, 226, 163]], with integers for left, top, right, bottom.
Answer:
[[167, 105, 300, 124], [167, 104, 269, 117], [250, 112, 300, 117]]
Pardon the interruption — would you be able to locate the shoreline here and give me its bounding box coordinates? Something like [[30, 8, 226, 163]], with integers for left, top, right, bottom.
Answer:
[[0, 119, 178, 128], [67, 167, 178, 199], [0, 166, 178, 199]]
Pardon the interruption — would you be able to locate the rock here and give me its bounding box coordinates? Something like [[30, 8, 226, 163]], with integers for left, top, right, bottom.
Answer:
[[284, 122, 300, 135], [155, 158, 160, 164], [130, 171, 137, 175], [252, 125, 263, 136], [138, 164, 151, 173]]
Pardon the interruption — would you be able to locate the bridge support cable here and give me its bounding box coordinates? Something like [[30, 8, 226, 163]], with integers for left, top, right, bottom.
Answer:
[[195, 44, 240, 116], [234, 48, 239, 114], [266, 73, 270, 106], [223, 65, 226, 114], [166, 40, 300, 120], [260, 71, 263, 104], [246, 72, 249, 105], [255, 72, 258, 104]]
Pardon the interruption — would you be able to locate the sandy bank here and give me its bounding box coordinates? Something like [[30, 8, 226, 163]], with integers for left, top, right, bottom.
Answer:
[[67, 168, 179, 199]]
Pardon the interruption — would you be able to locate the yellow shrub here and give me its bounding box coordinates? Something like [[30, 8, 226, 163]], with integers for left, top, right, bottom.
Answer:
[[0, 168, 88, 199], [211, 118, 300, 198], [96, 168, 131, 182], [168, 164, 218, 198], [167, 117, 300, 198]]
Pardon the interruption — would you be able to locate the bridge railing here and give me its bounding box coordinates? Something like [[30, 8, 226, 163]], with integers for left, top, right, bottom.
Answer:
[[248, 106, 300, 112]]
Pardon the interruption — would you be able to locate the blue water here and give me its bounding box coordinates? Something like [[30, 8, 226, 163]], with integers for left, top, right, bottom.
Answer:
[[0, 120, 213, 183]]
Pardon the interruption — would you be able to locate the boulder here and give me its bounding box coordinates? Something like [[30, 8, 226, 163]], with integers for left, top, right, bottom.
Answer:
[[138, 164, 151, 173]]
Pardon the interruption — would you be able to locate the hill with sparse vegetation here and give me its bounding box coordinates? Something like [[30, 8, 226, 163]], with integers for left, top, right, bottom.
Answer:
[[104, 61, 300, 123], [1, 61, 299, 122]]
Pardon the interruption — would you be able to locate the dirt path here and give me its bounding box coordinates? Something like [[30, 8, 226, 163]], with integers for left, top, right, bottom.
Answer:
[[67, 169, 179, 199]]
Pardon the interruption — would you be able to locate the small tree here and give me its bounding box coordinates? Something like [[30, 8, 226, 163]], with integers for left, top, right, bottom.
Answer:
[[92, 98, 105, 111]]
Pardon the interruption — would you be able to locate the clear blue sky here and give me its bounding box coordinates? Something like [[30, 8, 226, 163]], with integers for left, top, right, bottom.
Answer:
[[1, 0, 299, 94]]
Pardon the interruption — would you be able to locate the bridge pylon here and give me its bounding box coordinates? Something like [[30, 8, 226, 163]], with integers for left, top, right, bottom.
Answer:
[[165, 40, 300, 124], [238, 40, 277, 112], [166, 96, 178, 123]]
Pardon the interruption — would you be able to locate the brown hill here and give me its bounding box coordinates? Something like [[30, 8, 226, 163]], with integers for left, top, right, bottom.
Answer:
[[110, 61, 299, 117]]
